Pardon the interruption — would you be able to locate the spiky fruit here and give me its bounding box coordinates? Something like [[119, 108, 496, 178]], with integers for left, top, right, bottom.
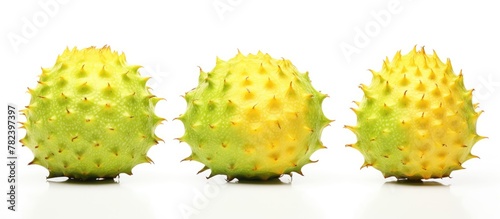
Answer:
[[178, 51, 331, 181], [20, 46, 164, 180], [347, 47, 484, 180]]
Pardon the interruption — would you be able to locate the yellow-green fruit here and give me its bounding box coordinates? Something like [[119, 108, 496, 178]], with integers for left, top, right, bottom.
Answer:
[[178, 51, 331, 181], [21, 46, 164, 180], [347, 47, 484, 180]]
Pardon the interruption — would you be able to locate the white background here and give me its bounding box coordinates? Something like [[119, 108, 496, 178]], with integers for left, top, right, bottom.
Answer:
[[1, 0, 499, 218]]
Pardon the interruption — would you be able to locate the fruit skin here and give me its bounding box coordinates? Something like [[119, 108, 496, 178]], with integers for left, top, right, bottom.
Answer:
[[346, 47, 485, 180], [178, 51, 331, 181], [20, 46, 164, 180]]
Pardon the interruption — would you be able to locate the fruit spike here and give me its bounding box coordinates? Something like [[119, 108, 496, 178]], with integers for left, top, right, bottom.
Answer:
[[347, 46, 485, 180], [21, 46, 164, 180], [179, 51, 331, 181]]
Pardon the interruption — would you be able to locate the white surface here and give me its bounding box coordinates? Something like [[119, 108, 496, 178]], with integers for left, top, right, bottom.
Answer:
[[1, 1, 499, 219]]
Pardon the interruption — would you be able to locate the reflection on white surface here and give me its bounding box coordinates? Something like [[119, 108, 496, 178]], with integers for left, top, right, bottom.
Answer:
[[190, 178, 320, 219], [14, 172, 500, 219], [23, 178, 154, 219], [360, 180, 470, 219]]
